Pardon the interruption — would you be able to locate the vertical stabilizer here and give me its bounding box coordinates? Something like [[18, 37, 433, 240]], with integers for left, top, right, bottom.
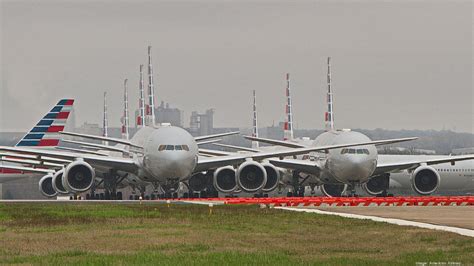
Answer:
[[137, 64, 146, 127], [147, 45, 156, 126], [251, 90, 259, 149], [15, 99, 74, 147], [325, 57, 335, 131], [283, 73, 294, 141], [103, 92, 109, 145], [122, 79, 130, 140]]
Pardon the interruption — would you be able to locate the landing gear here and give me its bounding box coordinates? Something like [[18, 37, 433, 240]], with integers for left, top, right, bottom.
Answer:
[[346, 182, 357, 197]]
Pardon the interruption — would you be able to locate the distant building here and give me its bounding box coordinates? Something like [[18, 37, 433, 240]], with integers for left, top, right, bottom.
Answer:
[[76, 122, 102, 136], [156, 101, 182, 127], [189, 109, 214, 136], [261, 122, 284, 140], [134, 101, 183, 127]]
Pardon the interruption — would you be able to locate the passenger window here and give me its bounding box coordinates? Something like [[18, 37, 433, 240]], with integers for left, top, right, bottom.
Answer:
[[364, 149, 369, 155], [356, 149, 364, 154], [348, 149, 356, 154], [175, 145, 183, 150], [182, 145, 189, 151], [166, 145, 174, 150], [158, 145, 166, 151], [341, 149, 347, 154]]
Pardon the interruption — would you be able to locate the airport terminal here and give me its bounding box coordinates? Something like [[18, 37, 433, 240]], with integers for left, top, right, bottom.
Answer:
[[0, 1, 472, 264]]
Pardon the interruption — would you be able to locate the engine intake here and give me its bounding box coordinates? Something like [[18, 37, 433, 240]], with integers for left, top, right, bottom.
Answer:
[[261, 163, 280, 192], [236, 161, 267, 193], [320, 183, 347, 197], [363, 174, 390, 196], [39, 174, 57, 198], [63, 161, 95, 193], [213, 166, 237, 193], [52, 169, 68, 194], [411, 166, 440, 195]]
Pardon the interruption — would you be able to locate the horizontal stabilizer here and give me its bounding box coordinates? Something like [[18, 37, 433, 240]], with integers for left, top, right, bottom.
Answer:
[[55, 147, 109, 156]]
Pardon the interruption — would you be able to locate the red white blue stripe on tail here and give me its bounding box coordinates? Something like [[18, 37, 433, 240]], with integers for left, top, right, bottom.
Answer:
[[15, 99, 74, 147]]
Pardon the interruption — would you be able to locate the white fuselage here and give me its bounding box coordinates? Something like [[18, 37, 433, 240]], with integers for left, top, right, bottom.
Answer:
[[131, 126, 198, 184], [379, 155, 474, 195], [308, 130, 378, 185]]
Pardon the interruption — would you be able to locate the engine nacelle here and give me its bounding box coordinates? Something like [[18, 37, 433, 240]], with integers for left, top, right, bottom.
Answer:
[[363, 174, 390, 196], [52, 169, 68, 194], [236, 161, 267, 193], [261, 163, 281, 192], [39, 174, 57, 198], [63, 161, 95, 193], [320, 183, 347, 197], [411, 166, 440, 195], [189, 172, 212, 192], [213, 166, 237, 193]]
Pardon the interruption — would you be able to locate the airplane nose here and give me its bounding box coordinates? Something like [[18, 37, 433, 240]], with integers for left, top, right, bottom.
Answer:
[[161, 153, 195, 177]]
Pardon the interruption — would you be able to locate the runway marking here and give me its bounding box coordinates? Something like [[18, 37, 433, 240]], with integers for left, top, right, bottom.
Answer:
[[275, 207, 474, 238]]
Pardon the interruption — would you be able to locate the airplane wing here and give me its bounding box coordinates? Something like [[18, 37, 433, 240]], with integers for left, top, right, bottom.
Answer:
[[213, 143, 260, 153], [0, 164, 55, 174], [0, 146, 139, 173], [194, 131, 240, 142], [195, 137, 418, 172], [59, 131, 142, 148], [267, 158, 322, 175], [243, 136, 306, 148], [372, 155, 474, 176]]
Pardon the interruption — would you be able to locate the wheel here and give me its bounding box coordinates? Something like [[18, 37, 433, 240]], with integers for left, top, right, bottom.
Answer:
[[263, 194, 268, 198], [86, 194, 90, 200], [287, 192, 293, 197], [116, 191, 123, 200], [129, 195, 133, 200], [95, 194, 99, 199], [105, 191, 111, 200], [99, 193, 105, 200], [150, 194, 156, 200], [183, 192, 189, 198], [134, 195, 139, 200]]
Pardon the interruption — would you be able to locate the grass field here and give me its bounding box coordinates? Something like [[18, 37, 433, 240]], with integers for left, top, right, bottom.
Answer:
[[0, 203, 472, 265]]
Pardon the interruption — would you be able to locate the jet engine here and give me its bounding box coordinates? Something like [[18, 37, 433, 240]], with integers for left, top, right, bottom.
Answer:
[[62, 161, 95, 193], [236, 161, 267, 193], [213, 166, 237, 193], [39, 174, 57, 198], [411, 166, 440, 195], [188, 172, 211, 192], [320, 183, 347, 197], [261, 163, 281, 192], [52, 169, 68, 194], [363, 174, 390, 196]]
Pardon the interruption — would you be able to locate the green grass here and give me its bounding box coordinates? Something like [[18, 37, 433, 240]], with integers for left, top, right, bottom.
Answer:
[[0, 203, 472, 265]]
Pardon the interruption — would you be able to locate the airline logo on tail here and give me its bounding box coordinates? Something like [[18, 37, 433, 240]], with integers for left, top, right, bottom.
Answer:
[[15, 99, 74, 147]]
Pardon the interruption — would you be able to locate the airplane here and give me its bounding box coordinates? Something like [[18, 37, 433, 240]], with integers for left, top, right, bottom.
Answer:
[[0, 99, 75, 196], [234, 57, 474, 196]]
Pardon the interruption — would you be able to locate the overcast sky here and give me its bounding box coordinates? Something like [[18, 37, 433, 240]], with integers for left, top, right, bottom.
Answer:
[[1, 0, 472, 133]]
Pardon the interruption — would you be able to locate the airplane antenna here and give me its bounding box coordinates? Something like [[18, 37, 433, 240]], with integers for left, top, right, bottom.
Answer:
[[252, 90, 259, 148], [325, 57, 335, 131], [138, 64, 146, 127], [122, 79, 130, 140], [283, 73, 294, 140], [103, 91, 109, 145], [147, 45, 156, 126]]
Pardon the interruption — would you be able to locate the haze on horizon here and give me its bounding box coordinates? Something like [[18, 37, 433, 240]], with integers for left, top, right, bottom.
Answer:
[[0, 0, 472, 133]]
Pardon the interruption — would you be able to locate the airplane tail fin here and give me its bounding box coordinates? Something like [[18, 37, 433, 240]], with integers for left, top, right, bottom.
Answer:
[[325, 57, 335, 131], [283, 73, 294, 140], [251, 90, 259, 149], [15, 99, 74, 147]]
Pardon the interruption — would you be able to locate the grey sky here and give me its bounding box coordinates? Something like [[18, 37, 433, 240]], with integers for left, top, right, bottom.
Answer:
[[1, 0, 472, 133]]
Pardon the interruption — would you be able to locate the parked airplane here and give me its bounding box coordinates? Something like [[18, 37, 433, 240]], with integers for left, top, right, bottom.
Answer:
[[242, 57, 473, 196]]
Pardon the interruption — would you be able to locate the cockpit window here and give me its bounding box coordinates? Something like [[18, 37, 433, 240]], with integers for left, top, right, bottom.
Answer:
[[341, 148, 369, 155], [159, 144, 190, 151]]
